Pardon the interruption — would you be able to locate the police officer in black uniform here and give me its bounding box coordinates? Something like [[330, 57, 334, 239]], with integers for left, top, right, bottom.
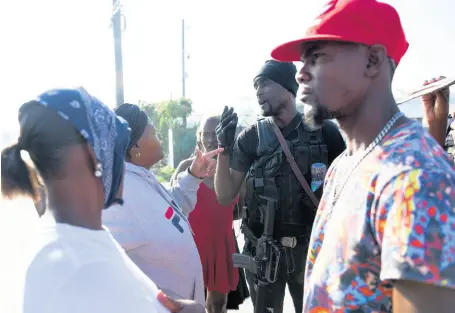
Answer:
[[214, 60, 346, 313]]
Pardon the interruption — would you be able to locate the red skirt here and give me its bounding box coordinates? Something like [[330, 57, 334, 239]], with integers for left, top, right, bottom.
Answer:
[[189, 183, 239, 294]]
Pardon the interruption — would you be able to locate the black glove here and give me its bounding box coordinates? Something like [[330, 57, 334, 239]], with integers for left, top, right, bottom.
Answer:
[[216, 106, 238, 155]]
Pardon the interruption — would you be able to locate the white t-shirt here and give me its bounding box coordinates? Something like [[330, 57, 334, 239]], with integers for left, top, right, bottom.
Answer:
[[7, 217, 169, 313]]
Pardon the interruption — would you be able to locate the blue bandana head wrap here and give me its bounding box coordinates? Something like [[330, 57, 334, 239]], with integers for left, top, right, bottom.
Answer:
[[36, 87, 131, 208]]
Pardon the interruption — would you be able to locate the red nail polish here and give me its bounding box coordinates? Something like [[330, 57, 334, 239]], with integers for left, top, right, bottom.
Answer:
[[157, 290, 168, 301]]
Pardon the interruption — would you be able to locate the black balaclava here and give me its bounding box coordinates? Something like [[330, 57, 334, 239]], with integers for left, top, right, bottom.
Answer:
[[254, 60, 298, 96]]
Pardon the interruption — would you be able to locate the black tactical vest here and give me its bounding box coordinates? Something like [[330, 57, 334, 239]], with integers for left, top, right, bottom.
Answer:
[[244, 116, 329, 238]]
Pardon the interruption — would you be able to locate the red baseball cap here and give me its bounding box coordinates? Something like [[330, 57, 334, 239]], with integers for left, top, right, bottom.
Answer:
[[271, 0, 409, 66]]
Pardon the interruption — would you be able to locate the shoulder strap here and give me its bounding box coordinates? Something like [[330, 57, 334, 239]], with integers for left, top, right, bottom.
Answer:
[[271, 121, 320, 208], [257, 116, 302, 156]]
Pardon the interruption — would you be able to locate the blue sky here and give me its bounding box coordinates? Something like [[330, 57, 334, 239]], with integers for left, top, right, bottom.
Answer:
[[2, 0, 455, 130]]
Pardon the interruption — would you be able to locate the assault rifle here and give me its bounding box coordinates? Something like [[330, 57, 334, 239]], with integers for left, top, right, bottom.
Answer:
[[232, 196, 281, 313]]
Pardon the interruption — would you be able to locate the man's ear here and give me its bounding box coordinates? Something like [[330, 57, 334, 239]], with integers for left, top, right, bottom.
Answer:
[[365, 44, 387, 77]]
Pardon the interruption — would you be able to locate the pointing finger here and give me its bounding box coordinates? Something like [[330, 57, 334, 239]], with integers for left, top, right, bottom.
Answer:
[[194, 148, 202, 160], [204, 148, 224, 159]]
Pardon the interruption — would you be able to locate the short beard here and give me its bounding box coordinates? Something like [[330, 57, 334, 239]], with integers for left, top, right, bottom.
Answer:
[[261, 100, 286, 117], [303, 104, 341, 130]]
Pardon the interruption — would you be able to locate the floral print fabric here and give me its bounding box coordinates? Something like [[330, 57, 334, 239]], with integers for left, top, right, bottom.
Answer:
[[303, 120, 455, 313]]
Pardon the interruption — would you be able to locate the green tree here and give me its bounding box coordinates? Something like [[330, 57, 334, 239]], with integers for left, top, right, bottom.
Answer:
[[139, 97, 192, 133], [138, 98, 196, 180], [154, 165, 177, 183]]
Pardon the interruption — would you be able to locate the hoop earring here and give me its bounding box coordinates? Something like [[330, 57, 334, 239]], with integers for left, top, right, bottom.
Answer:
[[94, 162, 103, 178]]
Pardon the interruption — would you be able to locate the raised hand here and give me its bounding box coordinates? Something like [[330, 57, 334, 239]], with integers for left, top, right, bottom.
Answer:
[[421, 76, 450, 123], [189, 148, 224, 178], [215, 106, 238, 155]]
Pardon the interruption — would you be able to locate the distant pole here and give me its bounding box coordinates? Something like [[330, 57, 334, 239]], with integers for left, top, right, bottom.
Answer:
[[112, 0, 124, 107], [181, 18, 186, 98], [168, 128, 175, 168]]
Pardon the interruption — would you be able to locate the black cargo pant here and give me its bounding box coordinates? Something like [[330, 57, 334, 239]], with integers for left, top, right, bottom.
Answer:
[[243, 236, 308, 313]]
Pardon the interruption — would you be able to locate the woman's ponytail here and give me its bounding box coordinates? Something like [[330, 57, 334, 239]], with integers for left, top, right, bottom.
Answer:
[[1, 143, 38, 201]]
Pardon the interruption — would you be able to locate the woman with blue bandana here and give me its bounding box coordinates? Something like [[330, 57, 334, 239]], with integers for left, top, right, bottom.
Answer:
[[1, 88, 205, 313]]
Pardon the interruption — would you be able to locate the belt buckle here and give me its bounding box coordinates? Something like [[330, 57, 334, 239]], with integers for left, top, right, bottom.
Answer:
[[280, 237, 297, 248]]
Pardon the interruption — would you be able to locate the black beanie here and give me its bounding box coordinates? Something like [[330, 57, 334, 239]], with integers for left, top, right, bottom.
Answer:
[[254, 60, 299, 96]]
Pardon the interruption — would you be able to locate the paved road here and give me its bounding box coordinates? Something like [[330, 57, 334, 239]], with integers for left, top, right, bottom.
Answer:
[[232, 221, 294, 313]]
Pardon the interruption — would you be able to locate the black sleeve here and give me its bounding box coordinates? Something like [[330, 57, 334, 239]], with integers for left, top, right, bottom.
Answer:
[[230, 124, 258, 173], [322, 120, 346, 164]]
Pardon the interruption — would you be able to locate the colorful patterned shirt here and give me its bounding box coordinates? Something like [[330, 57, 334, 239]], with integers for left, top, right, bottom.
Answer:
[[304, 120, 455, 313]]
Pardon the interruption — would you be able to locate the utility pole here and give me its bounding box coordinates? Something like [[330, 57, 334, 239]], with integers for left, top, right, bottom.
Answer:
[[181, 18, 186, 98], [112, 0, 124, 107]]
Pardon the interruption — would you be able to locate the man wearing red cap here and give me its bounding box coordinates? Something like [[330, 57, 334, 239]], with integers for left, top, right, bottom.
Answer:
[[271, 0, 455, 312]]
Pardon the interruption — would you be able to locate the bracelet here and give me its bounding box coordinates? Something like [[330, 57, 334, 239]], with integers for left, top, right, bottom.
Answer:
[[187, 167, 203, 179]]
